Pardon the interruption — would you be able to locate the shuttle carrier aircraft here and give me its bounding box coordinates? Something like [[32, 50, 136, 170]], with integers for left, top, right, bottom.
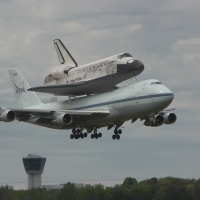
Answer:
[[0, 69, 177, 140]]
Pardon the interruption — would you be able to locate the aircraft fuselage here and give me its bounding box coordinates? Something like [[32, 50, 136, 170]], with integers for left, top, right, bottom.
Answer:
[[25, 79, 174, 131]]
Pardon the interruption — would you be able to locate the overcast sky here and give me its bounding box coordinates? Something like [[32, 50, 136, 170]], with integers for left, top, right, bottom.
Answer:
[[0, 0, 200, 187]]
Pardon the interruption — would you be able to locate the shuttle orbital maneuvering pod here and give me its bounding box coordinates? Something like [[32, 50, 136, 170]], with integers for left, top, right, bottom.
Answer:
[[28, 39, 145, 96], [0, 69, 177, 140]]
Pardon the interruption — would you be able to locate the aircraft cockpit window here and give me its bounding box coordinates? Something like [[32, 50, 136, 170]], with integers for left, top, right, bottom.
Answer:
[[118, 53, 132, 59], [151, 82, 162, 85]]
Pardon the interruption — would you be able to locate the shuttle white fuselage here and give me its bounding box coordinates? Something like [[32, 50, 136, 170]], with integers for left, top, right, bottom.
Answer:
[[44, 53, 143, 86], [29, 39, 144, 96]]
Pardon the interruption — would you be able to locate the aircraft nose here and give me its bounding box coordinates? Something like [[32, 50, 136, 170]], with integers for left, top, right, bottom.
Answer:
[[127, 59, 144, 75], [157, 85, 174, 104]]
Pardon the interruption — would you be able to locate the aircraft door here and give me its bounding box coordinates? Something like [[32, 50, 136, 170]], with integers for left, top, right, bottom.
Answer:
[[111, 97, 116, 108], [135, 92, 140, 104], [128, 86, 139, 105]]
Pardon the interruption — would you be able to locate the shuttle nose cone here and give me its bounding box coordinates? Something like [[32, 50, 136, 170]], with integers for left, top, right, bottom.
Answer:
[[130, 60, 144, 71], [126, 59, 144, 76], [117, 59, 144, 76]]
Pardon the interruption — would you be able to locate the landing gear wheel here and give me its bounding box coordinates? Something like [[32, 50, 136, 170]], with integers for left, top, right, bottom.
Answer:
[[118, 129, 122, 134], [91, 134, 94, 139], [94, 133, 98, 139], [117, 134, 120, 140], [112, 135, 116, 140], [72, 129, 76, 134], [70, 134, 74, 139], [98, 133, 102, 138], [84, 132, 87, 137], [75, 134, 80, 139], [114, 129, 118, 134], [76, 129, 80, 133], [80, 132, 84, 139]]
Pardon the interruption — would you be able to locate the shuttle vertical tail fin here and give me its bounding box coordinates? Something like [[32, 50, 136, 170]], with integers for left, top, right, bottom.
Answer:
[[53, 39, 78, 67], [9, 69, 42, 108]]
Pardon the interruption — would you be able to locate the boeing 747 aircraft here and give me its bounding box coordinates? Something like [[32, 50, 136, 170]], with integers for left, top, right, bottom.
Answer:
[[0, 69, 177, 140], [28, 39, 144, 96]]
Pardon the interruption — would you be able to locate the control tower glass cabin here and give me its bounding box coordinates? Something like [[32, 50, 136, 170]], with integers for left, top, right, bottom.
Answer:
[[22, 154, 46, 189]]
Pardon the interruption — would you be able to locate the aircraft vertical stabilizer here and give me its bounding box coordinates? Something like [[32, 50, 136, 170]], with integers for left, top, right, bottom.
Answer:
[[8, 69, 42, 108]]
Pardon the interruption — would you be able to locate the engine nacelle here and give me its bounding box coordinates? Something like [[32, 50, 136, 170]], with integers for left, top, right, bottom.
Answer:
[[154, 114, 164, 126], [144, 114, 164, 127], [163, 113, 177, 124], [56, 113, 72, 126], [0, 110, 16, 122]]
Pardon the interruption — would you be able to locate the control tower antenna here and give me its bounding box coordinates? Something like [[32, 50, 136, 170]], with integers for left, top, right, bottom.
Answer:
[[22, 154, 46, 189]]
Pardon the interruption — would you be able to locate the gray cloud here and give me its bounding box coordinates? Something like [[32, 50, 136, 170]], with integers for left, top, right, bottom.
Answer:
[[0, 0, 199, 186]]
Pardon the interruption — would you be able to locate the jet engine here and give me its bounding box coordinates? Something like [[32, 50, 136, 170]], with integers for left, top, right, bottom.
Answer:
[[56, 113, 72, 126], [0, 110, 16, 122], [144, 114, 164, 127], [163, 112, 177, 124]]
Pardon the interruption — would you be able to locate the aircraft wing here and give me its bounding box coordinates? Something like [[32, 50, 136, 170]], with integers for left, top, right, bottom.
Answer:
[[8, 108, 110, 121], [28, 76, 118, 96]]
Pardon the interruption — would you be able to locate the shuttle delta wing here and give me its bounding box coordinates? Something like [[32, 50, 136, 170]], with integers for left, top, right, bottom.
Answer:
[[53, 39, 78, 66]]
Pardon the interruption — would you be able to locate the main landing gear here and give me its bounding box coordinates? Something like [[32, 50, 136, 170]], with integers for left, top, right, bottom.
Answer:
[[70, 128, 87, 139], [91, 128, 102, 139], [112, 128, 122, 140]]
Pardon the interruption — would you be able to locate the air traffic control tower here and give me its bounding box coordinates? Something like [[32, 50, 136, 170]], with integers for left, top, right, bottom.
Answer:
[[22, 154, 46, 189]]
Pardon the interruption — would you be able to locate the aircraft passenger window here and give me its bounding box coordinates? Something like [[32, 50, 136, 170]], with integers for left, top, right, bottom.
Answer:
[[151, 82, 162, 85]]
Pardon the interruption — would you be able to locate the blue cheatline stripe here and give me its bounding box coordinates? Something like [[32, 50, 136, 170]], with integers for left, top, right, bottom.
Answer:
[[72, 93, 174, 110]]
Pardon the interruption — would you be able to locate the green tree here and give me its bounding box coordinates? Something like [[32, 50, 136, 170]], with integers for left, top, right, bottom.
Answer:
[[58, 182, 76, 200], [123, 177, 138, 188], [0, 185, 14, 200]]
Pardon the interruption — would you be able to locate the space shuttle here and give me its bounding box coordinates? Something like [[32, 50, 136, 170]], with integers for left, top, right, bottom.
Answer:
[[28, 39, 144, 96]]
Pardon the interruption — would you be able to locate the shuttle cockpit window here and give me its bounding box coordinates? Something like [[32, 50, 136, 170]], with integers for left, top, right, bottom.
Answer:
[[118, 53, 132, 59], [151, 82, 162, 85]]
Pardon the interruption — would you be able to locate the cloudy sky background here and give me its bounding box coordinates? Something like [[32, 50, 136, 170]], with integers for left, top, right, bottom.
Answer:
[[0, 0, 200, 186]]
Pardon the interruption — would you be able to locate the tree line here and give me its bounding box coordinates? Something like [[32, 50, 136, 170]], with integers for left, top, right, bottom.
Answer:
[[1, 177, 200, 200]]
